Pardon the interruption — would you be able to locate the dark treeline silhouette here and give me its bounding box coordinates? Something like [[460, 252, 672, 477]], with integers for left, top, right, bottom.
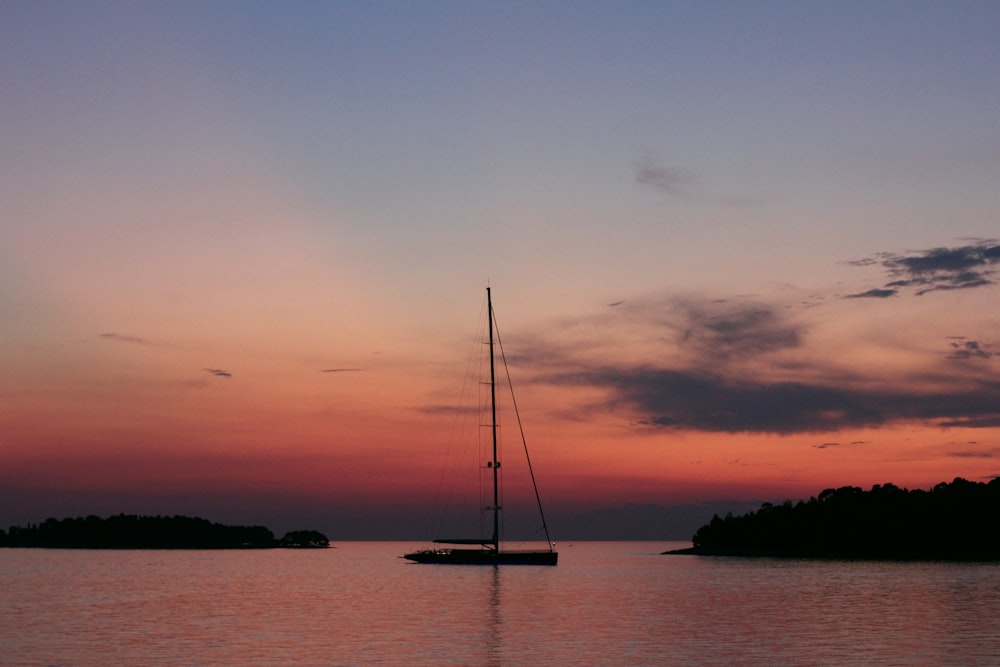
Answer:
[[277, 529, 330, 548], [0, 514, 330, 549], [669, 477, 1000, 560]]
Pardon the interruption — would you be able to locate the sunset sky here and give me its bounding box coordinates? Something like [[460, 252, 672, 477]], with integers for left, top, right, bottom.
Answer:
[[3, 2, 1000, 539]]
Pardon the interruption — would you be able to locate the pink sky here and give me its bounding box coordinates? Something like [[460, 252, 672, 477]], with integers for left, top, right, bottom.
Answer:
[[3, 4, 1000, 538]]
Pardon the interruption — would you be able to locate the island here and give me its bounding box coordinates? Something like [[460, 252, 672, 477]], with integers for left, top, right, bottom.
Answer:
[[0, 514, 330, 549], [666, 477, 1000, 560]]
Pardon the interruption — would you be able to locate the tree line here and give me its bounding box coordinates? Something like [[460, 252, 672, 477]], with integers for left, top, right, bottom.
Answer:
[[682, 477, 1000, 560], [0, 514, 329, 549]]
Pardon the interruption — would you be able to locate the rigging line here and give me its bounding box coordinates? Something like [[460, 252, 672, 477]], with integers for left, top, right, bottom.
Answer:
[[492, 314, 555, 551], [477, 292, 490, 538], [432, 293, 489, 537]]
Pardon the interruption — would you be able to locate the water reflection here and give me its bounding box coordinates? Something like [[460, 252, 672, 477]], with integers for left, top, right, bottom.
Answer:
[[485, 566, 502, 666], [4, 544, 1000, 665]]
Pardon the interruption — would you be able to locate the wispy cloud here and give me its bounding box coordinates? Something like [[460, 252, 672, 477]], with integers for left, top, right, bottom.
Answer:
[[845, 288, 896, 299], [938, 415, 1000, 428], [814, 440, 868, 450], [674, 299, 802, 361], [948, 447, 1000, 459], [847, 240, 1000, 297], [100, 332, 150, 345], [946, 337, 993, 361], [203, 368, 232, 378], [321, 368, 364, 373], [509, 295, 804, 372], [633, 155, 689, 195]]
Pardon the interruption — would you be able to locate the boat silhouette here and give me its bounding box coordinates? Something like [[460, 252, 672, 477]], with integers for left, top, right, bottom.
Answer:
[[403, 288, 557, 565]]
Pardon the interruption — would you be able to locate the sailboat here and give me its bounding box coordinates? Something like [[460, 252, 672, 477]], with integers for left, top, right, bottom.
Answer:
[[403, 288, 558, 565]]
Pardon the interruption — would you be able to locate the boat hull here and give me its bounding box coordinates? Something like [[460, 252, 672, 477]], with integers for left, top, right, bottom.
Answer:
[[403, 548, 558, 565]]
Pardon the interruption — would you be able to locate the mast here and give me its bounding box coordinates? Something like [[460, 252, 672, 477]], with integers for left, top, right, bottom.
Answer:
[[487, 287, 500, 552], [402, 287, 557, 564]]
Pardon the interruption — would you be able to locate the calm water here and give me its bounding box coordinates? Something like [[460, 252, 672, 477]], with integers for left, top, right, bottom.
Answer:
[[3, 541, 1000, 666]]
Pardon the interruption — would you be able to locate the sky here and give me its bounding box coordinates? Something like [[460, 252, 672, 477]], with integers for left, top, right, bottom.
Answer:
[[3, 2, 1000, 540]]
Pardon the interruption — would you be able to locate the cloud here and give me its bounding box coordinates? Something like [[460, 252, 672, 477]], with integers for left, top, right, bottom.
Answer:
[[675, 299, 802, 360], [100, 332, 150, 345], [847, 241, 1000, 297], [416, 404, 480, 417], [555, 367, 879, 433], [497, 247, 1000, 436], [946, 338, 992, 361], [938, 416, 1000, 428], [548, 366, 1000, 434], [321, 368, 364, 373], [203, 368, 232, 378], [633, 155, 689, 195], [507, 289, 1000, 435], [814, 440, 867, 449], [845, 288, 897, 299], [503, 296, 806, 387], [948, 448, 1000, 459]]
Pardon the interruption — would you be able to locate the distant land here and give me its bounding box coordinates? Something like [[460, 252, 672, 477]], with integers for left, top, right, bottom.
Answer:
[[667, 477, 1000, 561], [0, 514, 330, 549]]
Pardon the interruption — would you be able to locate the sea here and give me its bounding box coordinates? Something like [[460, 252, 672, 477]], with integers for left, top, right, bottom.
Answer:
[[3, 541, 1000, 666]]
